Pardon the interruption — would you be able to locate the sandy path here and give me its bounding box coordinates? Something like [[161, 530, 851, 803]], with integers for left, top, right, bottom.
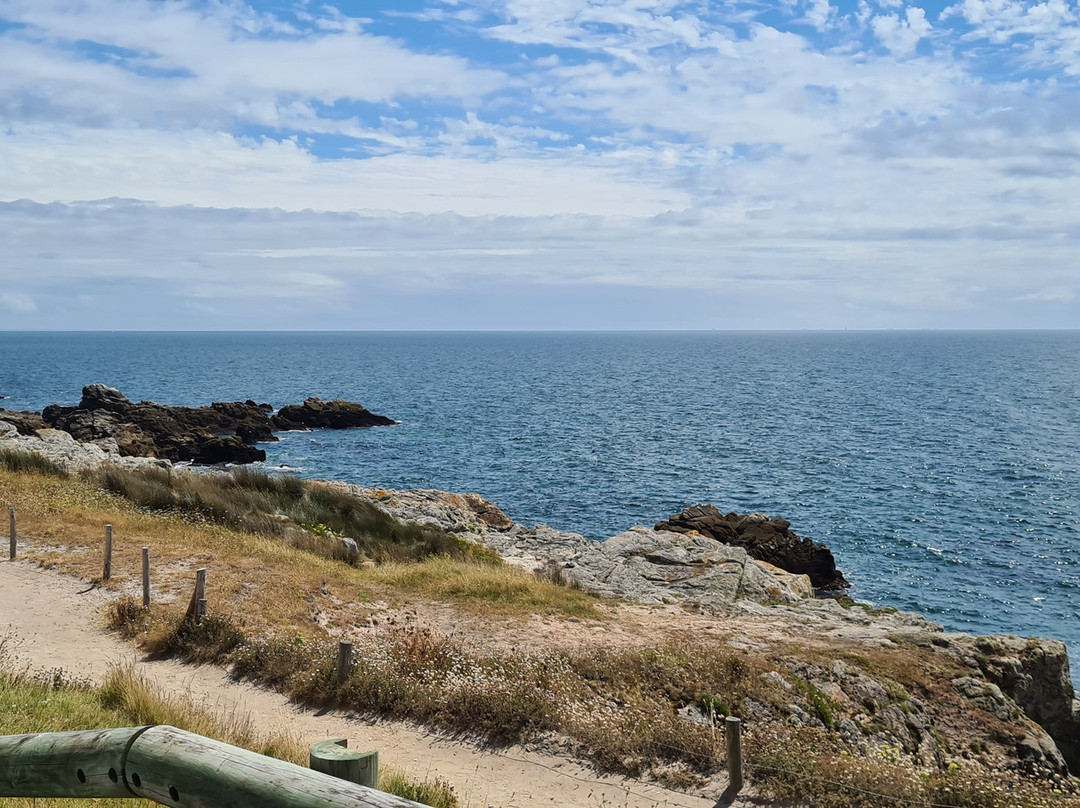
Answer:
[[0, 560, 755, 808]]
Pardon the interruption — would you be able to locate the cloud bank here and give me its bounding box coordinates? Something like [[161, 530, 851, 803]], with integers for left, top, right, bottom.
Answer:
[[1, 0, 1078, 329]]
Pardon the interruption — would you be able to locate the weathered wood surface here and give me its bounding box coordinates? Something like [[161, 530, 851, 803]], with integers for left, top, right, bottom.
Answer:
[[0, 725, 423, 807], [183, 567, 207, 623], [142, 546, 151, 608], [725, 715, 743, 794], [103, 524, 113, 581], [310, 738, 378, 789], [335, 641, 353, 686], [126, 726, 421, 808], [0, 726, 144, 798], [8, 506, 15, 560]]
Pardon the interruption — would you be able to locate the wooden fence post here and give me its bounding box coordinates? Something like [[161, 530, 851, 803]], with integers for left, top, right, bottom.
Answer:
[[141, 547, 151, 608], [335, 641, 353, 686], [103, 525, 113, 581], [8, 507, 14, 560], [309, 739, 378, 790], [725, 716, 743, 794], [183, 568, 208, 623]]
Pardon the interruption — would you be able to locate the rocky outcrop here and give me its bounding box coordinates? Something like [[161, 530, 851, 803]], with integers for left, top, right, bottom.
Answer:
[[41, 385, 270, 464], [337, 485, 814, 610], [655, 504, 849, 591], [0, 420, 171, 472], [0, 409, 48, 436], [271, 398, 396, 431], [964, 634, 1080, 773], [24, 385, 395, 465]]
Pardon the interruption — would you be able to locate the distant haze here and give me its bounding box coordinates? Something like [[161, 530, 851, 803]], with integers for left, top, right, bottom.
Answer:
[[1, 1, 1078, 330]]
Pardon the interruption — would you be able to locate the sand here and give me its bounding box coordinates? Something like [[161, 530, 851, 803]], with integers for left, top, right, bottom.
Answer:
[[0, 560, 757, 808]]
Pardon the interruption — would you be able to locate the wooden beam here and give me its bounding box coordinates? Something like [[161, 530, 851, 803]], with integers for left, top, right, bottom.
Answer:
[[0, 727, 144, 798], [0, 726, 419, 808]]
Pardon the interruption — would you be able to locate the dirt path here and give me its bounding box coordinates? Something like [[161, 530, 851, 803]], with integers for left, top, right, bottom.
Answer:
[[0, 560, 757, 808]]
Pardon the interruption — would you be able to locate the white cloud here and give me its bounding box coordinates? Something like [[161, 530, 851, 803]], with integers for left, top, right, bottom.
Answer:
[[0, 292, 37, 313], [871, 7, 931, 56]]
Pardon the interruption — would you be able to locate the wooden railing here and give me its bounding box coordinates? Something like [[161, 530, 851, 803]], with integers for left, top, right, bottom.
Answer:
[[0, 725, 420, 807]]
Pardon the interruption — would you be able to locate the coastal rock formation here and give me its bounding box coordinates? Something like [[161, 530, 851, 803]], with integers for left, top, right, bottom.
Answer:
[[339, 485, 814, 609], [0, 409, 47, 436], [340, 483, 1080, 775], [41, 385, 269, 464], [655, 504, 849, 591], [15, 385, 395, 465], [0, 420, 170, 472], [271, 397, 396, 431]]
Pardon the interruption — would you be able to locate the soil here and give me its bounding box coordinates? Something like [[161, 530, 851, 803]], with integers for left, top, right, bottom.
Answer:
[[0, 559, 768, 808]]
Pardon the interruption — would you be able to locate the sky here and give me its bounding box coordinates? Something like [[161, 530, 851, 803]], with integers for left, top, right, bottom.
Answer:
[[1, 0, 1079, 330]]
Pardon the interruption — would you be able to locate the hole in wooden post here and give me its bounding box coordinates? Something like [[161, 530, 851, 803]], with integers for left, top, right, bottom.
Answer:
[[76, 769, 86, 783], [108, 768, 118, 783], [169, 785, 180, 801], [131, 772, 142, 788]]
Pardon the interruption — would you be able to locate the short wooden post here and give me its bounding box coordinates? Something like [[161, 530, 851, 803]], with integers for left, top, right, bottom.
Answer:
[[8, 507, 15, 560], [141, 547, 151, 608], [183, 568, 208, 623], [102, 525, 113, 581], [335, 641, 353, 686], [310, 739, 378, 790], [194, 568, 206, 621], [725, 716, 743, 794]]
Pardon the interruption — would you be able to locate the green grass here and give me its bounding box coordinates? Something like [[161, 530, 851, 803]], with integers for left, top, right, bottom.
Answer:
[[88, 465, 488, 564]]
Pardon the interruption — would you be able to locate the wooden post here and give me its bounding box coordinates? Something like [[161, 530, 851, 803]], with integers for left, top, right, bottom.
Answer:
[[103, 525, 113, 581], [8, 507, 14, 560], [335, 641, 353, 686], [310, 739, 378, 790], [141, 547, 151, 608], [725, 716, 743, 794], [183, 568, 208, 623]]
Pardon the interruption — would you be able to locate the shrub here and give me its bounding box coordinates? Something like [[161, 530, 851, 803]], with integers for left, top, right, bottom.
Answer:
[[0, 448, 69, 478]]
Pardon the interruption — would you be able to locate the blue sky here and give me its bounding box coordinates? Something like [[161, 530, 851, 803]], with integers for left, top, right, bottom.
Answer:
[[1, 0, 1078, 329]]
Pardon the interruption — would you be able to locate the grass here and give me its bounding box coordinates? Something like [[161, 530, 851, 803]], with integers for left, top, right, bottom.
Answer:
[[90, 464, 486, 564], [0, 635, 457, 807], [0, 446, 69, 478], [5, 459, 1080, 807]]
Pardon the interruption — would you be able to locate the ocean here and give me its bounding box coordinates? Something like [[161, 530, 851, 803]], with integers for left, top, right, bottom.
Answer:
[[2, 331, 1078, 665]]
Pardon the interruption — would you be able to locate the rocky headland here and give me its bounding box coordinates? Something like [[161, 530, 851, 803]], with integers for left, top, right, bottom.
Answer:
[[0, 384, 395, 465], [3, 399, 1080, 786]]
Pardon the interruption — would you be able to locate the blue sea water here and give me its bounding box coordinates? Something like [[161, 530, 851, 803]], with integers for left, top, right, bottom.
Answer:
[[2, 331, 1078, 665]]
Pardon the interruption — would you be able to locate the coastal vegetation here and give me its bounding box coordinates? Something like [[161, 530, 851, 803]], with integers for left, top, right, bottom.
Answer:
[[0, 635, 457, 807], [2, 455, 1080, 807]]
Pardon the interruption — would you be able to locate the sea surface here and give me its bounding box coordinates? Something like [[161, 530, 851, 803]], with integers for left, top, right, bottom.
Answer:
[[2, 331, 1079, 666]]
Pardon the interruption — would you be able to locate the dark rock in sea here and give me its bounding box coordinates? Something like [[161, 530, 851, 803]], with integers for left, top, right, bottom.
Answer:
[[32, 385, 393, 465], [41, 385, 271, 465], [271, 397, 396, 431], [0, 409, 48, 436], [655, 504, 849, 591]]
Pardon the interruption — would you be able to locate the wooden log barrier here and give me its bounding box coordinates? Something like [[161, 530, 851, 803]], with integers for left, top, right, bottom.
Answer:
[[0, 727, 145, 799], [310, 738, 378, 789], [0, 725, 418, 808]]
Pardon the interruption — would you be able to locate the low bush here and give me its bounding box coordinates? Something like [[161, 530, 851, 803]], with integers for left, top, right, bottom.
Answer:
[[0, 447, 69, 478]]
